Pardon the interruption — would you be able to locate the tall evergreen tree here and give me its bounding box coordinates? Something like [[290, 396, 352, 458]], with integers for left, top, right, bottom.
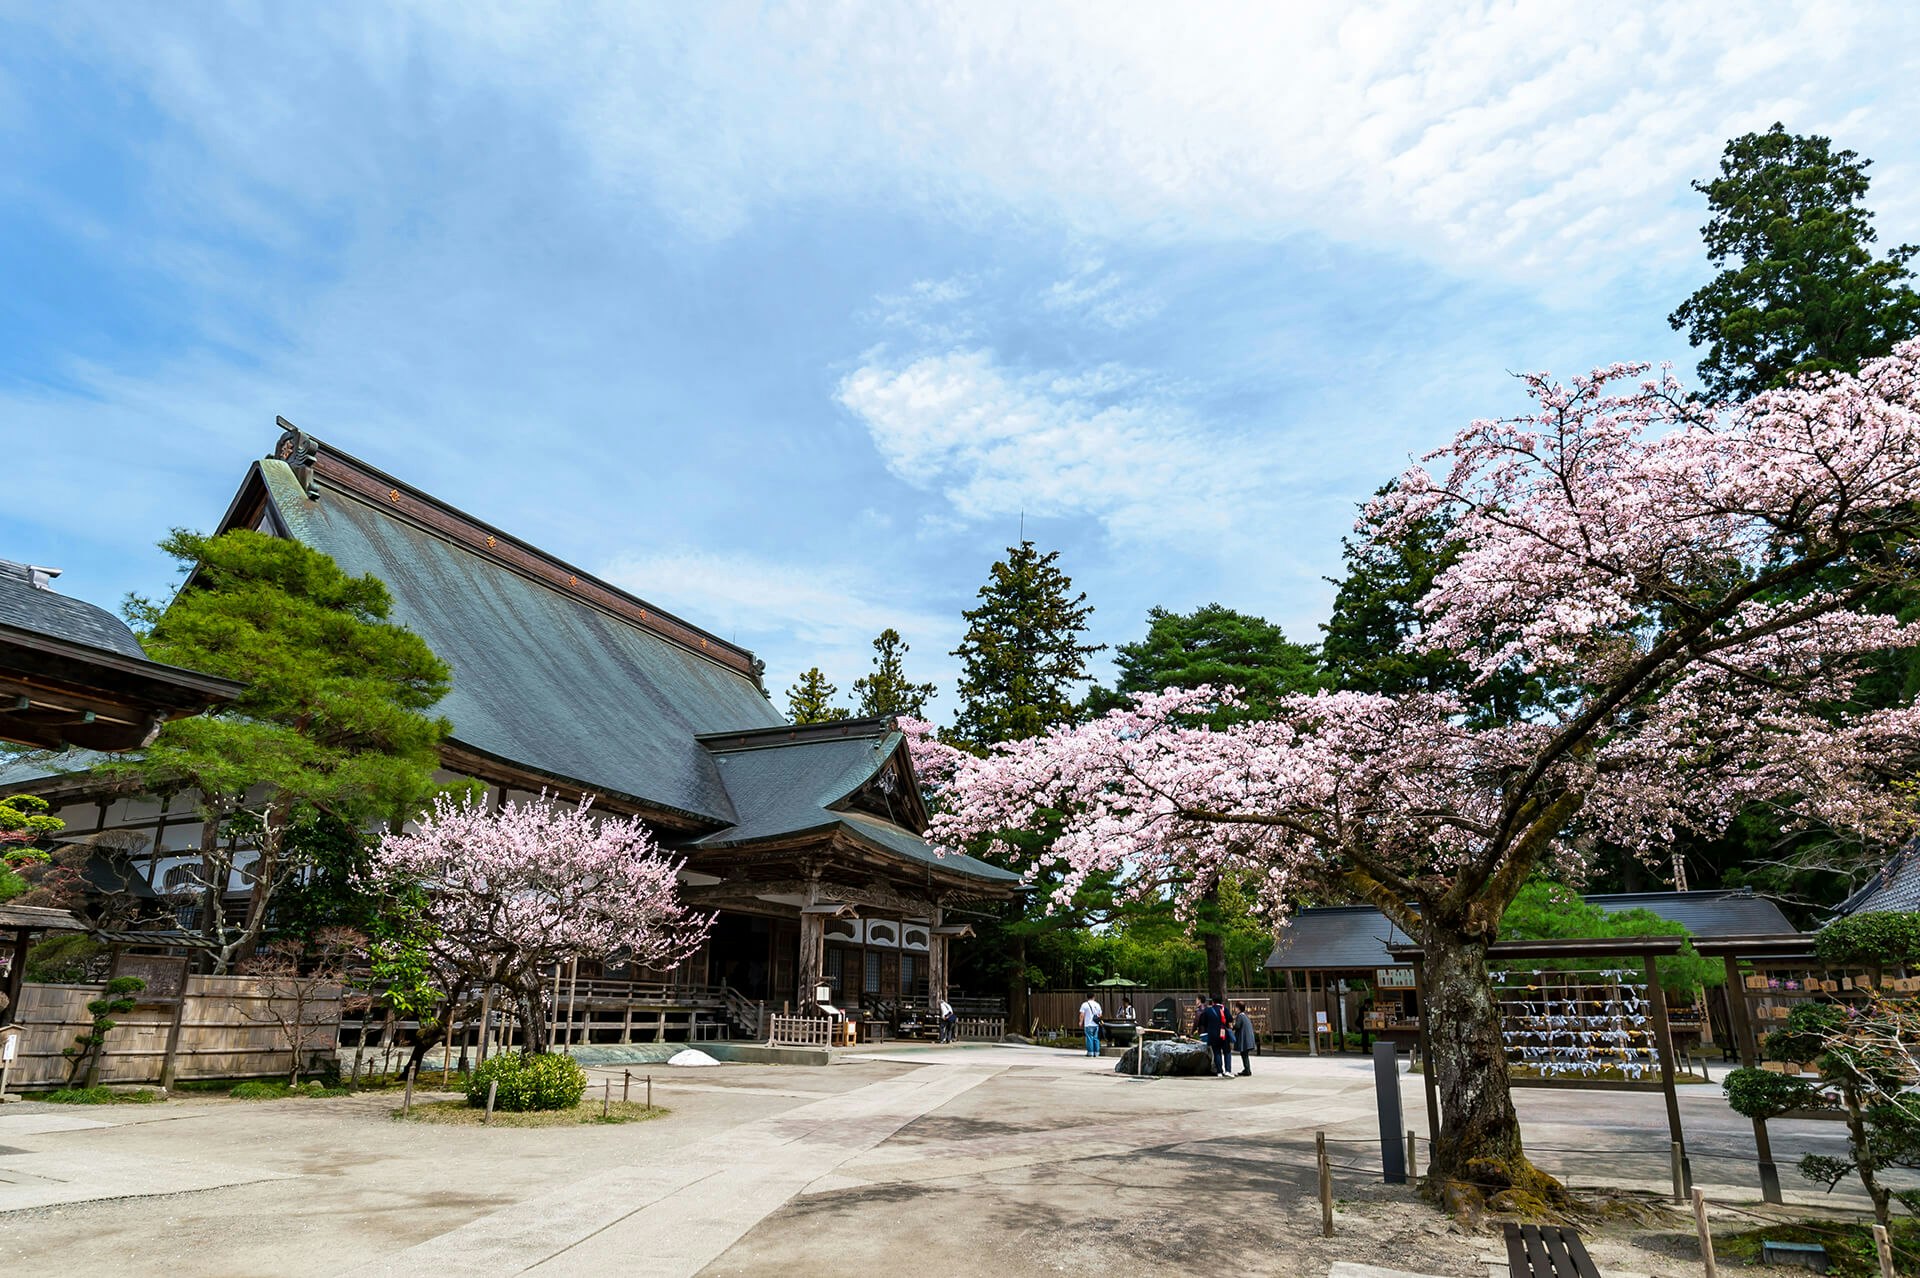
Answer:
[[1101, 603, 1320, 722], [949, 541, 1102, 749], [117, 529, 452, 971], [785, 667, 850, 725], [1670, 123, 1920, 401], [852, 629, 938, 719]]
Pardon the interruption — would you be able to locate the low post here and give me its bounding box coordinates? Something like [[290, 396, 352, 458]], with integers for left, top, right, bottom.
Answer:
[[1875, 1224, 1895, 1278], [1406, 1130, 1418, 1181], [158, 998, 188, 1093], [483, 1079, 498, 1125], [1691, 1187, 1716, 1278], [602, 1079, 610, 1119], [647, 1073, 652, 1109], [1316, 1130, 1334, 1237], [1670, 1141, 1685, 1204], [623, 1069, 631, 1103], [402, 1066, 415, 1118], [1374, 1040, 1407, 1184]]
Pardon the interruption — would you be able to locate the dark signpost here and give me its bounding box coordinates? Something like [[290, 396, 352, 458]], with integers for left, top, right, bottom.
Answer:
[[1374, 1039, 1407, 1184]]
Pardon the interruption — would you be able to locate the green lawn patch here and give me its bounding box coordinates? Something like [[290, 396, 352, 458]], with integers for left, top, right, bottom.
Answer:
[[40, 1087, 162, 1104], [1719, 1220, 1920, 1277], [228, 1080, 350, 1099], [396, 1099, 667, 1127]]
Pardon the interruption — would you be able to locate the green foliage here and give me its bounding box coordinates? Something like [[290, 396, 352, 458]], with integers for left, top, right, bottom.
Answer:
[[1817, 911, 1920, 968], [1671, 123, 1920, 402], [125, 528, 453, 823], [785, 667, 851, 725], [1723, 1065, 1821, 1119], [40, 1087, 161, 1105], [1320, 485, 1543, 723], [0, 794, 63, 844], [61, 976, 146, 1085], [1088, 603, 1321, 722], [465, 1051, 588, 1112], [228, 1079, 347, 1099], [1496, 881, 1720, 991], [949, 540, 1102, 749], [24, 935, 105, 984], [852, 629, 938, 719]]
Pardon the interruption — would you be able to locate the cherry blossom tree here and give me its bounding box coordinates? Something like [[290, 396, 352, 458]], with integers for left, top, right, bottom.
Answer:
[[363, 792, 709, 1056], [930, 344, 1920, 1203]]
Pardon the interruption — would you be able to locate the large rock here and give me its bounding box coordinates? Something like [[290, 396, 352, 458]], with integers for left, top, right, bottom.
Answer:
[[1114, 1037, 1215, 1077]]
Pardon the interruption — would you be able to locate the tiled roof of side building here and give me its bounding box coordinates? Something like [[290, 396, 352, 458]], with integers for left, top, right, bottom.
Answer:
[[0, 561, 146, 659], [247, 456, 787, 826], [695, 726, 1019, 885], [1835, 842, 1920, 917]]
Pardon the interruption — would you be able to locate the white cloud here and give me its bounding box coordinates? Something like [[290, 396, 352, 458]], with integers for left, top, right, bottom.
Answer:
[[27, 3, 1914, 291], [1040, 260, 1161, 329], [836, 348, 1269, 546]]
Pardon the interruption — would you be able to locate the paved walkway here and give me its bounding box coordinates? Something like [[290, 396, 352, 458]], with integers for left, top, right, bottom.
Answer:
[[351, 1063, 1000, 1277]]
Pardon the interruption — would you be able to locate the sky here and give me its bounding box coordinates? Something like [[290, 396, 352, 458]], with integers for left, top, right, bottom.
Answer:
[[5, 3, 1920, 718]]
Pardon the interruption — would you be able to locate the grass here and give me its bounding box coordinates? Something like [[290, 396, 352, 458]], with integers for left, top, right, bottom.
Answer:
[[40, 1086, 162, 1104], [396, 1099, 668, 1127], [1719, 1220, 1920, 1278], [229, 1080, 351, 1099]]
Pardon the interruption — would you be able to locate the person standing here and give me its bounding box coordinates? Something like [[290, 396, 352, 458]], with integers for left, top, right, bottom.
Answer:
[[939, 997, 956, 1043], [1079, 993, 1103, 1057], [1232, 1001, 1256, 1076], [1195, 998, 1227, 1077]]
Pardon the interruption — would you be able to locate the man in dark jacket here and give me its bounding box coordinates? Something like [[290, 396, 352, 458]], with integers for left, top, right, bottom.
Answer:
[[1195, 998, 1231, 1077]]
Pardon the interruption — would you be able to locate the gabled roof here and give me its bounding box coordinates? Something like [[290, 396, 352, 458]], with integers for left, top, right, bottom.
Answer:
[[223, 433, 786, 827], [0, 561, 144, 658], [1835, 842, 1920, 917], [693, 720, 1018, 886], [1264, 888, 1795, 971]]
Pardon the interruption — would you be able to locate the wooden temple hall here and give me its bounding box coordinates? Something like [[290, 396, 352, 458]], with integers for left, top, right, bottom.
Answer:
[[0, 425, 1016, 1041]]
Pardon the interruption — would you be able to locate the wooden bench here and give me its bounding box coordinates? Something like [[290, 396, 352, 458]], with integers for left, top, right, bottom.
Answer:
[[1502, 1223, 1600, 1278]]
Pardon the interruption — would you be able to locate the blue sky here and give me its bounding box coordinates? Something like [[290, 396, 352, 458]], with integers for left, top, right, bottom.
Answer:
[[5, 3, 1920, 717]]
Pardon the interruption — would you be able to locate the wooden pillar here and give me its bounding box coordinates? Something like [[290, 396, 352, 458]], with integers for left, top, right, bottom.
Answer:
[[1645, 955, 1690, 1192], [798, 912, 826, 1012], [1722, 953, 1782, 1204], [0, 929, 30, 1027]]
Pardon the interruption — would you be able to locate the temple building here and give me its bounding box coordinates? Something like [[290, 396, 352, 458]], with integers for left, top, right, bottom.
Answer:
[[2, 425, 1015, 1031]]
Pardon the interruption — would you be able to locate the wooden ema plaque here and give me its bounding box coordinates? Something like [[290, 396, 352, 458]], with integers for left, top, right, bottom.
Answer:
[[110, 954, 189, 1004]]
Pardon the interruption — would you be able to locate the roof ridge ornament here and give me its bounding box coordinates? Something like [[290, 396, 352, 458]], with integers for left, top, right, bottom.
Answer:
[[271, 417, 322, 499]]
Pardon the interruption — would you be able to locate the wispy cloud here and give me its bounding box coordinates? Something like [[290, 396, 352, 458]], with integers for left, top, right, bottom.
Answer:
[[836, 348, 1268, 546], [1040, 259, 1160, 329]]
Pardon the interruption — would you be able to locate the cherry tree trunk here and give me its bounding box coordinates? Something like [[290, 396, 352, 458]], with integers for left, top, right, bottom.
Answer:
[[515, 985, 550, 1056], [1420, 931, 1559, 1205]]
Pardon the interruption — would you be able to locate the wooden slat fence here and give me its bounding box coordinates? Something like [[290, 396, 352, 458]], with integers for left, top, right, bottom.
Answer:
[[6, 975, 343, 1090], [768, 1013, 833, 1047]]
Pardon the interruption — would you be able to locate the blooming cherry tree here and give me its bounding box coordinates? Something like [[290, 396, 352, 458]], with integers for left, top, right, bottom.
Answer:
[[363, 792, 710, 1055], [931, 344, 1920, 1200]]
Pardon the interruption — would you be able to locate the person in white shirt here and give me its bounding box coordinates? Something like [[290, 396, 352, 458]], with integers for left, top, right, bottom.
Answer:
[[939, 998, 956, 1043], [1079, 995, 1103, 1056]]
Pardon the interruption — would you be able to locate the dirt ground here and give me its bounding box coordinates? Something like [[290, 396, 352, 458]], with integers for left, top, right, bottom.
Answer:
[[0, 1046, 1887, 1276]]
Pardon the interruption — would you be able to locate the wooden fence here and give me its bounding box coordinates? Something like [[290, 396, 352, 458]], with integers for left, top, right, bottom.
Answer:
[[955, 1017, 1005, 1041], [768, 1013, 834, 1047], [5, 976, 343, 1090]]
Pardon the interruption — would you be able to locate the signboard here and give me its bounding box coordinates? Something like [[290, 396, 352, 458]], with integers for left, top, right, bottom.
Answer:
[[110, 953, 190, 1004], [1375, 967, 1417, 989]]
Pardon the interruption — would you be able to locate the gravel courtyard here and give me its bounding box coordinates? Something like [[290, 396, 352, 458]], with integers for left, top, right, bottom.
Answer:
[[0, 1044, 1879, 1276]]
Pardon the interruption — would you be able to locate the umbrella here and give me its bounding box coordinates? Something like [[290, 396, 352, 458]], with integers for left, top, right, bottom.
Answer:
[[1093, 976, 1143, 987]]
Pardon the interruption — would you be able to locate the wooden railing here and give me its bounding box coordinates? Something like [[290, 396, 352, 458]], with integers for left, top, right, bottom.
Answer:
[[956, 1016, 1005, 1042], [768, 1013, 833, 1047]]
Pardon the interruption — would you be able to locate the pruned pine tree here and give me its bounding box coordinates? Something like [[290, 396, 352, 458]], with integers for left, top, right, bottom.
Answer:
[[852, 629, 938, 720], [785, 667, 850, 725]]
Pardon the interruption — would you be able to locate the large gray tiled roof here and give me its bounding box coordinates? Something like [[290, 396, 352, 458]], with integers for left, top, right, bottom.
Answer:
[[0, 561, 145, 658], [255, 460, 784, 825], [1265, 888, 1794, 971]]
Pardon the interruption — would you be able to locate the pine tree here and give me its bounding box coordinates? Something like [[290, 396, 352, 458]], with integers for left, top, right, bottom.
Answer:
[[1670, 123, 1920, 401], [949, 541, 1102, 749], [1091, 603, 1320, 723], [116, 528, 452, 972], [785, 667, 850, 725], [852, 629, 938, 720]]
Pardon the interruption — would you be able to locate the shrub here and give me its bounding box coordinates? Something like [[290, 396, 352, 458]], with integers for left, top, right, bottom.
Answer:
[[229, 1081, 285, 1099], [1815, 911, 1920, 968], [1723, 1066, 1821, 1119], [465, 1052, 587, 1112], [41, 1087, 160, 1105]]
